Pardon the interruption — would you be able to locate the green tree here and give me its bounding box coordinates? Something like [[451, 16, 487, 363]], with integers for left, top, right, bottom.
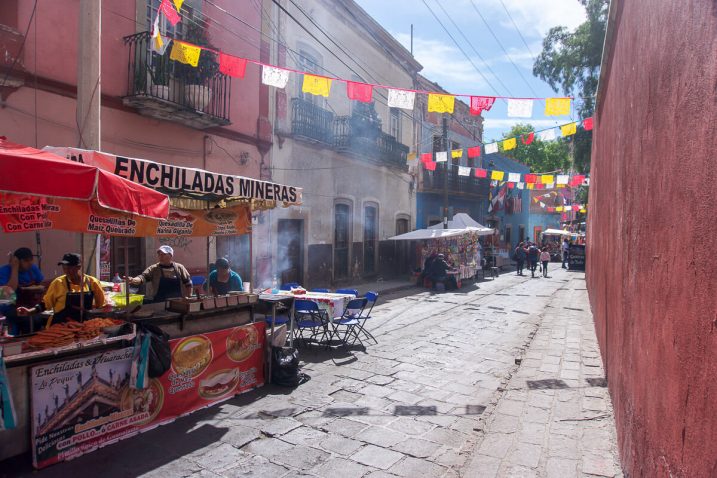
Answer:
[[499, 124, 570, 173], [532, 0, 608, 175]]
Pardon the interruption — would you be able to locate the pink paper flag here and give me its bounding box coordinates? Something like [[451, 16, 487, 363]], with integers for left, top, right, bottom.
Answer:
[[346, 81, 373, 102], [219, 53, 247, 78], [160, 0, 181, 26]]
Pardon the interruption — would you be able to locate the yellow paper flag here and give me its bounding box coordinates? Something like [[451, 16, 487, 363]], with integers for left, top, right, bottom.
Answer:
[[427, 94, 455, 113], [407, 152, 417, 161], [561, 122, 577, 137], [302, 74, 332, 97], [541, 174, 554, 184], [556, 206, 564, 212], [491, 170, 505, 181], [527, 183, 535, 190], [545, 98, 571, 116], [557, 184, 565, 189], [173, 0, 184, 12], [580, 208, 587, 213], [503, 138, 517, 151], [451, 149, 463, 159], [170, 41, 201, 67]]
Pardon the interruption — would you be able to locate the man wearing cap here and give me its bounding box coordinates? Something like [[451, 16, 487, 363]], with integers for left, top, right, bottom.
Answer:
[[1, 247, 45, 333], [127, 245, 192, 302], [17, 253, 106, 323]]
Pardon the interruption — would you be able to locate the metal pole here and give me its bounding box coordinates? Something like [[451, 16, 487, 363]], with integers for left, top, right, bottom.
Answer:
[[442, 115, 449, 229]]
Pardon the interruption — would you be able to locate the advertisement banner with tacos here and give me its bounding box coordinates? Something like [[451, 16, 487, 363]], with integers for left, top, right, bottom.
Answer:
[[0, 193, 251, 237], [30, 322, 265, 469]]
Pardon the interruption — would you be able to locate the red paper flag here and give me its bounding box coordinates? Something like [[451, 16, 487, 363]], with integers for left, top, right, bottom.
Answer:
[[159, 0, 181, 26], [524, 174, 537, 184], [424, 161, 437, 171], [346, 81, 373, 102], [583, 117, 594, 131], [573, 205, 580, 211], [536, 183, 545, 189], [474, 168, 487, 178], [521, 132, 535, 145], [572, 175, 585, 185], [547, 207, 555, 212], [507, 182, 515, 189], [219, 53, 247, 78], [467, 146, 481, 158], [420, 153, 432, 163], [470, 96, 496, 115], [562, 213, 568, 221]]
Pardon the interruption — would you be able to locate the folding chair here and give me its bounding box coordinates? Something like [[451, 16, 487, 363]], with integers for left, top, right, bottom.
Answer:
[[280, 282, 301, 291], [311, 288, 330, 293], [335, 288, 358, 296], [293, 299, 330, 348], [353, 291, 379, 345], [330, 297, 367, 347]]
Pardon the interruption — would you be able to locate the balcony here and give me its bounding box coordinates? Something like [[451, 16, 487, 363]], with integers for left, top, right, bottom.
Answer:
[[122, 32, 231, 129], [0, 24, 26, 91], [291, 98, 408, 171], [421, 168, 489, 198]]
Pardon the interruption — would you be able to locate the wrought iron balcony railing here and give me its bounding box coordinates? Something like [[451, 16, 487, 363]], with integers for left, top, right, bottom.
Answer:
[[421, 168, 489, 197], [122, 31, 231, 129], [291, 97, 334, 144]]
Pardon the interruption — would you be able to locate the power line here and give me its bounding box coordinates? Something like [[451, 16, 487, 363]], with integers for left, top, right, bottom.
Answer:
[[1, 0, 37, 88], [498, 0, 537, 60], [461, 0, 540, 98], [420, 0, 510, 98]]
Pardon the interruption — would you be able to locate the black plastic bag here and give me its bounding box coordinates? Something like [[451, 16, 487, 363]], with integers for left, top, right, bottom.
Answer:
[[271, 346, 308, 387], [139, 324, 171, 378]]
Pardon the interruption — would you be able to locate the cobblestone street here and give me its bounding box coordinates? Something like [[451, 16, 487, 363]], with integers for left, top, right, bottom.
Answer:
[[4, 269, 621, 478]]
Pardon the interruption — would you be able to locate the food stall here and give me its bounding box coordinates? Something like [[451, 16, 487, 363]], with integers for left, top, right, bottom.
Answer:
[[390, 214, 494, 286], [0, 140, 302, 468]]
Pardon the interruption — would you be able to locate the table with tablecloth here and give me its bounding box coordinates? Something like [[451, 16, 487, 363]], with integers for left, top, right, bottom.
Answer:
[[276, 291, 356, 320]]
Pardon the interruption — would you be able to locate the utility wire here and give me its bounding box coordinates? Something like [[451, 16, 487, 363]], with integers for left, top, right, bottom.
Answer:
[[420, 0, 509, 98], [460, 0, 540, 98], [498, 0, 537, 60], [1, 0, 37, 88]]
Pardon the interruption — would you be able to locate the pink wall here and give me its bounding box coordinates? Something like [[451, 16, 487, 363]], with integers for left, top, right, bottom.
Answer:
[[2, 0, 265, 277], [587, 1, 717, 476]]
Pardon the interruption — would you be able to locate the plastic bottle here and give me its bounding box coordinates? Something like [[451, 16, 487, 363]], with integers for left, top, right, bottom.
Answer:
[[271, 275, 278, 294], [112, 272, 123, 292]]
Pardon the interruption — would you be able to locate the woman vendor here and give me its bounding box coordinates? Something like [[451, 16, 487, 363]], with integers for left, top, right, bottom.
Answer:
[[127, 245, 192, 302], [206, 257, 243, 295], [17, 253, 105, 323]]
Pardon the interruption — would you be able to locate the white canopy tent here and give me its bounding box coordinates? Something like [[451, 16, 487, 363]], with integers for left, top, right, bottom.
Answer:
[[390, 213, 494, 241], [542, 228, 572, 236]]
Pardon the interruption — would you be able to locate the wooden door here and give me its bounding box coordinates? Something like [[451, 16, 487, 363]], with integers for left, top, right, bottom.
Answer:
[[278, 219, 303, 285], [110, 237, 144, 278], [395, 218, 409, 274]]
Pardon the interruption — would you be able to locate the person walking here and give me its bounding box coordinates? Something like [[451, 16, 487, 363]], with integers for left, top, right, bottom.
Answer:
[[540, 247, 551, 278], [526, 242, 540, 278], [514, 242, 526, 276], [562, 238, 570, 269]]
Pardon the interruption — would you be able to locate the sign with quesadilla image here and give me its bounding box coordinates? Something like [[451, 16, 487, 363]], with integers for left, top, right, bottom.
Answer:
[[30, 322, 265, 469]]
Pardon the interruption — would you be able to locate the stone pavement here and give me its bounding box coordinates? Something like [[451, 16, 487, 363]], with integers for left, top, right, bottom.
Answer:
[[2, 268, 622, 478]]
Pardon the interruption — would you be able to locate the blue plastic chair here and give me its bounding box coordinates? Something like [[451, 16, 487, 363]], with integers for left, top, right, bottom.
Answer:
[[331, 297, 368, 346], [280, 282, 301, 291], [311, 288, 330, 293], [335, 288, 358, 296], [354, 291, 379, 344], [293, 299, 329, 347]]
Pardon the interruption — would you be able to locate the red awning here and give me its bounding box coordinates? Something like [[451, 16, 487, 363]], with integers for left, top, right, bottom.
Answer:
[[0, 138, 169, 219]]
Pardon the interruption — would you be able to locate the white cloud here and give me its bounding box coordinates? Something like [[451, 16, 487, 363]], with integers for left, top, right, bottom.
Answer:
[[481, 0, 587, 38], [394, 33, 494, 93]]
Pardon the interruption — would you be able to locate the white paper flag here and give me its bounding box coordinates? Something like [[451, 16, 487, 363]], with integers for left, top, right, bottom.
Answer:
[[517, 182, 525, 189], [507, 99, 533, 118], [539, 201, 546, 208], [556, 174, 569, 185], [151, 16, 171, 55], [387, 89, 415, 110], [458, 166, 470, 176], [508, 172, 521, 183], [435, 151, 448, 162], [539, 129, 556, 141], [546, 182, 555, 189], [485, 143, 499, 154], [262, 66, 290, 88]]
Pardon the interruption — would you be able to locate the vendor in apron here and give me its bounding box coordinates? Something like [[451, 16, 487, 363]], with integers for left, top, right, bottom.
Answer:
[[127, 245, 192, 302], [17, 253, 106, 324]]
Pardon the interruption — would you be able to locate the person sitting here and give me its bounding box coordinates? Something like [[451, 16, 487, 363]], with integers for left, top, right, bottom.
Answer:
[[17, 253, 105, 324], [0, 247, 45, 334], [427, 254, 457, 290], [417, 251, 438, 287], [206, 257, 243, 295]]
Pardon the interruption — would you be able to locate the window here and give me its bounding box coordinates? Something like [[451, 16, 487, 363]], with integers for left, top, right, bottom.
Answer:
[[146, 0, 200, 39], [297, 48, 322, 105], [389, 107, 401, 140], [334, 203, 351, 279], [519, 225, 526, 243], [505, 225, 512, 246]]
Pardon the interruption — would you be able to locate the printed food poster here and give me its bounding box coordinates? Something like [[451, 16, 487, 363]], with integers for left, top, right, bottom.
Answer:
[[30, 322, 265, 469]]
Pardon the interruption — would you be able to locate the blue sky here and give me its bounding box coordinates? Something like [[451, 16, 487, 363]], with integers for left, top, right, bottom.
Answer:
[[355, 0, 588, 143]]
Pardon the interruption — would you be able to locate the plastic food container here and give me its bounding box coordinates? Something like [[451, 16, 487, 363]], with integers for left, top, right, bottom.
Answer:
[[113, 294, 144, 308]]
